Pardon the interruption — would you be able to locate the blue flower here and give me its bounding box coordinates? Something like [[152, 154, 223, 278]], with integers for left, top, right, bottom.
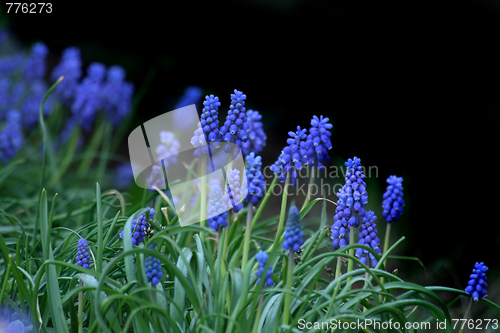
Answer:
[[191, 94, 222, 157], [70, 62, 106, 131], [115, 163, 134, 188], [175, 85, 203, 109], [0, 53, 23, 77], [256, 250, 273, 287], [120, 208, 155, 246], [0, 78, 13, 119], [331, 156, 368, 249], [465, 262, 488, 301], [51, 47, 82, 104], [145, 244, 163, 286], [382, 175, 405, 223], [305, 115, 332, 170], [222, 169, 246, 213], [75, 238, 91, 269], [190, 122, 209, 158], [148, 165, 166, 191], [0, 110, 24, 164], [155, 131, 180, 168], [200, 94, 222, 146], [283, 205, 304, 252], [242, 152, 265, 206], [174, 86, 203, 131], [207, 178, 228, 231], [20, 80, 51, 129], [0, 29, 6, 46], [102, 66, 134, 126], [270, 126, 308, 187], [241, 110, 266, 156], [219, 89, 250, 153], [22, 42, 48, 81], [355, 211, 381, 267]]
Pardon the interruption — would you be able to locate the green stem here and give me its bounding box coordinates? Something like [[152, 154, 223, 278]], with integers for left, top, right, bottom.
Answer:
[[282, 250, 294, 327], [301, 166, 315, 210], [383, 223, 391, 257], [200, 157, 207, 242], [252, 293, 265, 333], [346, 225, 355, 289], [241, 202, 254, 272], [380, 223, 392, 298], [34, 77, 63, 258], [335, 255, 342, 281], [222, 212, 230, 261], [251, 176, 278, 230], [78, 280, 83, 333], [458, 298, 474, 333], [269, 173, 290, 253]]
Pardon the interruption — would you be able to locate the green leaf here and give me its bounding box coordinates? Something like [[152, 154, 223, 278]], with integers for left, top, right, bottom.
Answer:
[[171, 247, 193, 331], [38, 189, 69, 333]]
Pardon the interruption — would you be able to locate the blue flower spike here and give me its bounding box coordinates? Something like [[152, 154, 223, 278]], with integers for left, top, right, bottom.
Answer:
[[305, 115, 333, 170], [271, 126, 309, 187], [256, 250, 273, 287], [145, 244, 163, 286], [219, 89, 250, 154], [465, 262, 488, 301], [207, 178, 229, 231], [120, 208, 156, 245], [75, 238, 91, 269], [283, 205, 304, 252], [0, 110, 24, 164], [222, 169, 245, 213], [382, 175, 405, 223], [355, 210, 381, 267], [331, 156, 368, 249], [241, 110, 267, 156], [242, 153, 266, 206]]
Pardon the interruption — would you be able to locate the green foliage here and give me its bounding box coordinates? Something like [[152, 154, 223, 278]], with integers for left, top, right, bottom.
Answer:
[[0, 82, 499, 333]]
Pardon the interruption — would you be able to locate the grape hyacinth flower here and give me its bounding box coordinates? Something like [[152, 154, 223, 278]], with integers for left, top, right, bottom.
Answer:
[[190, 122, 209, 158], [465, 262, 488, 301], [155, 131, 180, 168], [51, 47, 82, 104], [145, 244, 163, 286], [242, 153, 266, 206], [120, 208, 155, 245], [22, 42, 48, 81], [271, 126, 309, 187], [355, 210, 381, 267], [148, 165, 166, 191], [305, 115, 332, 170], [219, 89, 250, 154], [200, 94, 222, 147], [0, 110, 24, 164], [331, 156, 368, 249], [382, 175, 405, 223], [173, 85, 203, 130], [283, 205, 304, 252], [222, 169, 247, 213], [102, 65, 134, 126], [241, 110, 267, 156], [207, 178, 228, 231], [70, 62, 106, 132], [114, 163, 134, 189], [256, 250, 273, 287], [75, 239, 91, 269], [20, 80, 51, 130]]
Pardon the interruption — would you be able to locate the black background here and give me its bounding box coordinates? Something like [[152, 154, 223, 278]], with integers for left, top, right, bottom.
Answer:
[[2, 0, 499, 304]]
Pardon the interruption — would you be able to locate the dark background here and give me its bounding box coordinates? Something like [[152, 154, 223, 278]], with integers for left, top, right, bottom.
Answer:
[[2, 0, 499, 309]]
